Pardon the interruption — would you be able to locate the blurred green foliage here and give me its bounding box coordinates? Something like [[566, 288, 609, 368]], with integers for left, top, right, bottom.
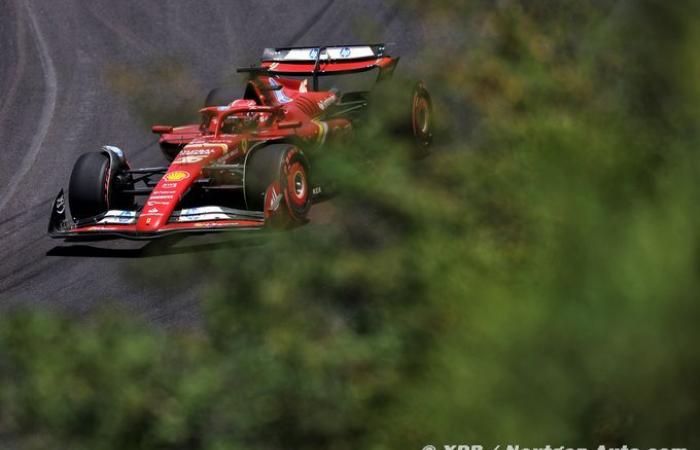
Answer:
[[2, 1, 700, 449]]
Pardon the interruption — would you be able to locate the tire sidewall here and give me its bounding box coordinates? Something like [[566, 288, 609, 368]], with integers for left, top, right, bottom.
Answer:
[[204, 86, 243, 107], [68, 151, 133, 220], [280, 147, 311, 221], [68, 152, 111, 220], [411, 82, 433, 154], [244, 143, 311, 225]]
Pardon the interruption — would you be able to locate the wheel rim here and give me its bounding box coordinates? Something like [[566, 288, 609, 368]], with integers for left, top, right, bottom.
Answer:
[[415, 97, 430, 134], [294, 172, 305, 197], [287, 162, 308, 207], [412, 91, 432, 146]]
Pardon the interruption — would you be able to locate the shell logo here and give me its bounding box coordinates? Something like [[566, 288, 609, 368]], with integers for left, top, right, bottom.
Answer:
[[164, 171, 190, 182]]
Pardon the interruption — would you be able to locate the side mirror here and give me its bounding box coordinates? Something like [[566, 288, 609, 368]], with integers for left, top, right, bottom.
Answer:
[[278, 120, 302, 130], [152, 125, 173, 134]]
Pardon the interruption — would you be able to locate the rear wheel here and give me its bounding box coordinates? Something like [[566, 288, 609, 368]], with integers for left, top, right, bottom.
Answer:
[[410, 82, 433, 154], [68, 152, 133, 220], [368, 79, 434, 158], [244, 144, 311, 225], [204, 87, 242, 107]]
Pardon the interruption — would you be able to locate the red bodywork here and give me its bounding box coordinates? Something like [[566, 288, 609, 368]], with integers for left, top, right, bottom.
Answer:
[[49, 45, 398, 239]]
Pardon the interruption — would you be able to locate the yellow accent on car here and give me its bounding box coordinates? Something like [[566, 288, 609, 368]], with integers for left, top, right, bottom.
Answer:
[[164, 171, 190, 182], [312, 120, 328, 145]]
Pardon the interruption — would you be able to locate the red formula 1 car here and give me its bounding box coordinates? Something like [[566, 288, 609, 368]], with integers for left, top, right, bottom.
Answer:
[[48, 44, 433, 240]]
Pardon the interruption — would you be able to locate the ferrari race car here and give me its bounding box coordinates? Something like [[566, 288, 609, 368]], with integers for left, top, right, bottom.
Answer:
[[48, 44, 433, 240]]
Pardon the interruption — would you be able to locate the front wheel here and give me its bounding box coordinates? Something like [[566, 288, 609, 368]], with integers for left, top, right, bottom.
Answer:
[[244, 144, 311, 226], [68, 152, 133, 220]]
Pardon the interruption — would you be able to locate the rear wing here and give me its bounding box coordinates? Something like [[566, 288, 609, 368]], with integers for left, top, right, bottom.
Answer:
[[262, 44, 387, 63], [238, 44, 399, 91]]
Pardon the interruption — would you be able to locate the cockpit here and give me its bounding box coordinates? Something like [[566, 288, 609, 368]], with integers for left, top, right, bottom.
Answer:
[[220, 111, 271, 134], [198, 97, 279, 136]]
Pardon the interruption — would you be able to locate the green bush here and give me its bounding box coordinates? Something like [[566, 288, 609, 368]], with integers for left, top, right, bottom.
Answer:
[[2, 1, 699, 449]]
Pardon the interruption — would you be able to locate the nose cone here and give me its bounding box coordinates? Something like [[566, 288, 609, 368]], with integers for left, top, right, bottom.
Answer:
[[136, 169, 195, 234], [136, 207, 168, 233]]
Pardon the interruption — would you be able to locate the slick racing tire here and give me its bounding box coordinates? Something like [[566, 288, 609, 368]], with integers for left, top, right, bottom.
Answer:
[[68, 152, 132, 221], [369, 79, 434, 158], [244, 143, 311, 225], [204, 86, 242, 107], [409, 81, 434, 155]]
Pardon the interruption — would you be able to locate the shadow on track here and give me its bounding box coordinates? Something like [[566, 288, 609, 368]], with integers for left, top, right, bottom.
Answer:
[[46, 233, 268, 259]]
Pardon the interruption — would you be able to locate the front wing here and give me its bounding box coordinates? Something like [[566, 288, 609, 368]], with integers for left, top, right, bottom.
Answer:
[[47, 190, 265, 240]]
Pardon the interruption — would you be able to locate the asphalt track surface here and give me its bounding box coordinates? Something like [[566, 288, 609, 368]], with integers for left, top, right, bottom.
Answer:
[[0, 1, 427, 326]]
